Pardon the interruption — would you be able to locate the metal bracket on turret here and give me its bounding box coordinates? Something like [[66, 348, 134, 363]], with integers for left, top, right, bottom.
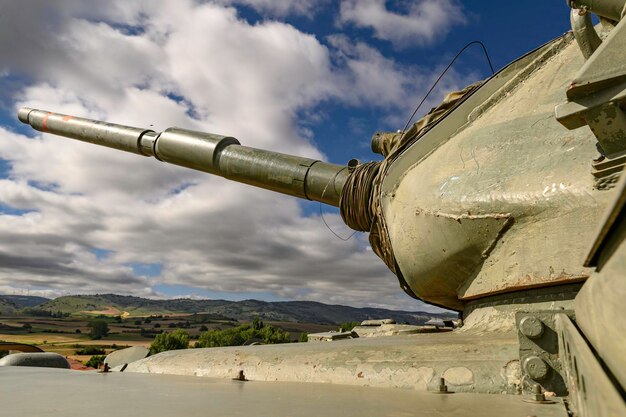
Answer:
[[516, 310, 573, 396], [556, 13, 626, 185]]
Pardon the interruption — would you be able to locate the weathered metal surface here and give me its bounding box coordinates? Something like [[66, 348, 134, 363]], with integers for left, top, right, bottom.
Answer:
[[18, 108, 348, 206], [591, 150, 626, 184], [306, 330, 354, 342], [0, 366, 568, 417], [555, 81, 626, 132], [585, 101, 626, 155], [153, 127, 241, 173], [516, 311, 570, 395], [569, 0, 626, 21], [104, 346, 150, 369], [570, 8, 603, 60], [17, 107, 156, 155], [524, 384, 556, 404], [522, 356, 549, 381], [576, 174, 626, 391], [555, 313, 626, 417], [584, 163, 626, 266], [126, 330, 521, 394], [566, 15, 626, 101], [462, 283, 581, 321], [0, 352, 70, 369], [382, 34, 610, 310], [352, 324, 443, 337], [519, 316, 545, 339], [360, 319, 395, 325]]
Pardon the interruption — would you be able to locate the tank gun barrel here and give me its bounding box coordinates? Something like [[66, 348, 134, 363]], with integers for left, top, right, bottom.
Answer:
[[17, 107, 348, 206]]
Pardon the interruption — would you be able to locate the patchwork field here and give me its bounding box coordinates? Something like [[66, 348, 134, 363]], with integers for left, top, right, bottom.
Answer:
[[0, 314, 337, 364]]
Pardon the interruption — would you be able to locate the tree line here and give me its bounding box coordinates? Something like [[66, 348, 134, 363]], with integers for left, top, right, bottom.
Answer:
[[149, 317, 291, 354]]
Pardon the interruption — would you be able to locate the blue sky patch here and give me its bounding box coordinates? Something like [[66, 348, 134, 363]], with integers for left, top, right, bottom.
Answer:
[[0, 203, 34, 216], [90, 248, 114, 260], [129, 262, 163, 277]]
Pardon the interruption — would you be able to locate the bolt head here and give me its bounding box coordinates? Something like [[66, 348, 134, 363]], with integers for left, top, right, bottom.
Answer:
[[523, 356, 549, 381], [520, 316, 544, 339]]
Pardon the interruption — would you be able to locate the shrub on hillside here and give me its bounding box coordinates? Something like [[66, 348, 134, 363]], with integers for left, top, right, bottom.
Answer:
[[22, 308, 52, 317], [75, 346, 105, 355], [149, 329, 189, 354], [85, 355, 105, 368], [88, 320, 109, 340], [196, 323, 290, 348]]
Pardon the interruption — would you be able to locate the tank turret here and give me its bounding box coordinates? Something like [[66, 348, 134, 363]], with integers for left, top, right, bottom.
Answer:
[[14, 33, 624, 313], [16, 35, 620, 313]]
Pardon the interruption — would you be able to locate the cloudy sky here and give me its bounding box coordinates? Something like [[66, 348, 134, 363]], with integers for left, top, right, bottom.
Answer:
[[0, 1, 570, 311]]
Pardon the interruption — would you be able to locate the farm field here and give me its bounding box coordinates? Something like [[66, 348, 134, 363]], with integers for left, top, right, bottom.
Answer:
[[0, 293, 447, 368], [0, 314, 337, 364]]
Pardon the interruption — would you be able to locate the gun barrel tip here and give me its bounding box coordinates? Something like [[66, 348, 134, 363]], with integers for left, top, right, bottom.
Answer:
[[17, 107, 34, 124]]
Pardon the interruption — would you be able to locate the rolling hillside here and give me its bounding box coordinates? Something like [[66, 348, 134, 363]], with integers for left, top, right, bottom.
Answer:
[[0, 298, 18, 315], [34, 294, 455, 324], [0, 295, 49, 308]]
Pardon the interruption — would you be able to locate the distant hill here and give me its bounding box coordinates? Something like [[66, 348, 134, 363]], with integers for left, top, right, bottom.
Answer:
[[0, 295, 49, 309], [33, 294, 455, 325], [0, 298, 18, 315]]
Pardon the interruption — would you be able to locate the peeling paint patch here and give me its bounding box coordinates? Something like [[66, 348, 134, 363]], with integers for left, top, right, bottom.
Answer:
[[501, 360, 521, 393], [458, 307, 517, 334], [443, 367, 474, 385]]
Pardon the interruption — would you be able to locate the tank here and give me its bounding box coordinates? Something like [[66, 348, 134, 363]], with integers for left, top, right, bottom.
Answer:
[[6, 1, 626, 416]]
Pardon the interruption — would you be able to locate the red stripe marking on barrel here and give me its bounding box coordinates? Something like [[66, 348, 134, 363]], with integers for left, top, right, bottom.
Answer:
[[42, 112, 53, 133]]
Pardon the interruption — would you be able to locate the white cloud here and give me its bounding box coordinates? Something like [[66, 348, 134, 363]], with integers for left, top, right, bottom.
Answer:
[[339, 0, 466, 48], [0, 0, 457, 312], [328, 34, 416, 107]]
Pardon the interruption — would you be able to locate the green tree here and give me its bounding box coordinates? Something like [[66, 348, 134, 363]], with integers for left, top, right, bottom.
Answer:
[[85, 355, 105, 368], [75, 346, 105, 355], [149, 329, 189, 354], [252, 316, 263, 330], [299, 333, 308, 342], [196, 324, 290, 348], [88, 320, 109, 340]]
